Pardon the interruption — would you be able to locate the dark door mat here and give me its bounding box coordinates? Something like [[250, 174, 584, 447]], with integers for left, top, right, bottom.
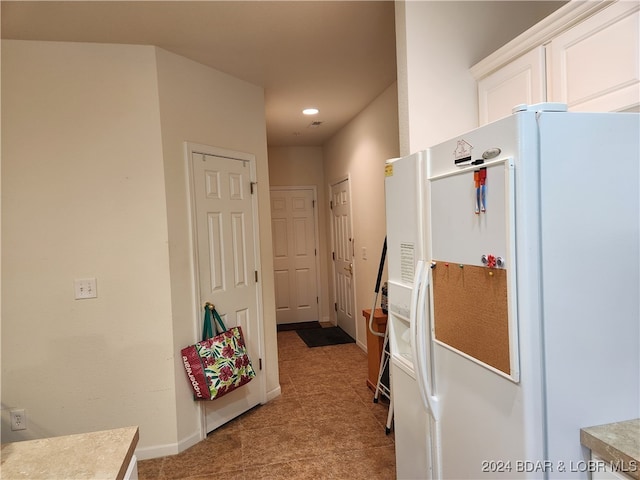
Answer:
[[277, 321, 321, 332], [296, 326, 355, 348]]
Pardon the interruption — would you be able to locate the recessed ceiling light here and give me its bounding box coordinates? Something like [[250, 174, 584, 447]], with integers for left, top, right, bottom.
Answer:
[[303, 108, 319, 115]]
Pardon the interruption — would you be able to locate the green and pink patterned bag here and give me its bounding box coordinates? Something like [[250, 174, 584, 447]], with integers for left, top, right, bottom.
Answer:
[[181, 303, 256, 400]]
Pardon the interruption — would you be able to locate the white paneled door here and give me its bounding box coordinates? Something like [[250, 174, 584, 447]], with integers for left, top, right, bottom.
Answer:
[[270, 188, 319, 325], [330, 179, 356, 339], [189, 146, 263, 434], [477, 45, 546, 125]]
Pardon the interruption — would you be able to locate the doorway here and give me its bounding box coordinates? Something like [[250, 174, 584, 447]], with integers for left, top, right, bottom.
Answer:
[[330, 177, 356, 339]]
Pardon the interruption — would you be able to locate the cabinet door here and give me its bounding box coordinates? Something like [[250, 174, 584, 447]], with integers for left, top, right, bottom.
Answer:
[[477, 46, 546, 125], [548, 1, 639, 112], [591, 455, 634, 480]]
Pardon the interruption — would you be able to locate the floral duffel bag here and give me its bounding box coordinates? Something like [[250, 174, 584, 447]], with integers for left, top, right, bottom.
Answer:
[[181, 303, 256, 400]]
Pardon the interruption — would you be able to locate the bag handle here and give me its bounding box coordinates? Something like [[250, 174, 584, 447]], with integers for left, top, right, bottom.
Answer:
[[202, 304, 214, 341], [212, 307, 228, 334], [203, 302, 228, 337]]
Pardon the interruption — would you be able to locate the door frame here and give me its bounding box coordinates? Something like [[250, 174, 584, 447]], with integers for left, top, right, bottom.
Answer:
[[184, 141, 266, 439], [329, 175, 357, 332], [269, 185, 322, 325]]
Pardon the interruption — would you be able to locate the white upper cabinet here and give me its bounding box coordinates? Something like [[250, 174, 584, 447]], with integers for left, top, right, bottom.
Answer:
[[548, 1, 639, 112], [472, 0, 640, 125], [477, 46, 546, 125]]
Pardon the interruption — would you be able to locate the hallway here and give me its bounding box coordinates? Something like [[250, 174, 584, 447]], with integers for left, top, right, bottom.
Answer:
[[138, 329, 396, 479]]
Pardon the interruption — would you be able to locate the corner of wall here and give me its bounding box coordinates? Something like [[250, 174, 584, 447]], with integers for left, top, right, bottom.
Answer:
[[395, 0, 410, 157]]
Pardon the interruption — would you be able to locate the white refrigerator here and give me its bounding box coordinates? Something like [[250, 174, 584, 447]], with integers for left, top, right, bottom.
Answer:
[[384, 104, 640, 479]]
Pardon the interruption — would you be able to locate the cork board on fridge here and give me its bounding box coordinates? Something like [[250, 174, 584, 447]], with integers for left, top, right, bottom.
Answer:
[[432, 262, 510, 376]]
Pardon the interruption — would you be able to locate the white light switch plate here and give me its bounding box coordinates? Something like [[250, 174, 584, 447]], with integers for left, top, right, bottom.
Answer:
[[74, 278, 97, 299]]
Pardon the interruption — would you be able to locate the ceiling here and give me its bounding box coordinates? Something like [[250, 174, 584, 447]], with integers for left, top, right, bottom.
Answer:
[[1, 1, 398, 147]]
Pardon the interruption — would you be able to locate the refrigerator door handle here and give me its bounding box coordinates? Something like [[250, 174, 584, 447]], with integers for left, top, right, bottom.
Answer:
[[415, 263, 440, 420], [413, 261, 442, 479], [410, 261, 428, 410], [411, 260, 442, 479], [410, 261, 440, 419], [409, 260, 426, 377]]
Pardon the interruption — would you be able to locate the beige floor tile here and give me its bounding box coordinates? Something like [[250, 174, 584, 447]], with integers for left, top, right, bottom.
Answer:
[[330, 445, 397, 479], [245, 457, 343, 480], [137, 457, 164, 479], [160, 432, 243, 479], [238, 395, 306, 429], [182, 470, 245, 480]]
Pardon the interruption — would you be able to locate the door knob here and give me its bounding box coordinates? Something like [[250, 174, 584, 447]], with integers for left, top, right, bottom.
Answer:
[[344, 263, 353, 274]]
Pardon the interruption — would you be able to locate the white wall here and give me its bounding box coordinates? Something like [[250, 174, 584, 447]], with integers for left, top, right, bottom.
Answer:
[[1, 40, 276, 458], [267, 146, 330, 324], [1, 40, 176, 447], [323, 83, 400, 349], [396, 0, 564, 155]]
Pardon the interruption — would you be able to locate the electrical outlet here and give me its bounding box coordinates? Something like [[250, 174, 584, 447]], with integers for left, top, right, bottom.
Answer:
[[74, 278, 97, 299], [10, 409, 26, 431]]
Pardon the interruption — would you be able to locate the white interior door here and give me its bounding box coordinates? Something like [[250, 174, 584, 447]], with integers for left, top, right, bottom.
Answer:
[[270, 187, 319, 325], [189, 145, 263, 434], [331, 178, 356, 338]]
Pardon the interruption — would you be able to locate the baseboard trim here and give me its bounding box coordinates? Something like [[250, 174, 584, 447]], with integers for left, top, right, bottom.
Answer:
[[265, 385, 282, 403], [135, 429, 202, 460]]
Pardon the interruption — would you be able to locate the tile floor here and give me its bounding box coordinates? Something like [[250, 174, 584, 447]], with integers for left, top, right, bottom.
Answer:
[[137, 328, 396, 479]]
